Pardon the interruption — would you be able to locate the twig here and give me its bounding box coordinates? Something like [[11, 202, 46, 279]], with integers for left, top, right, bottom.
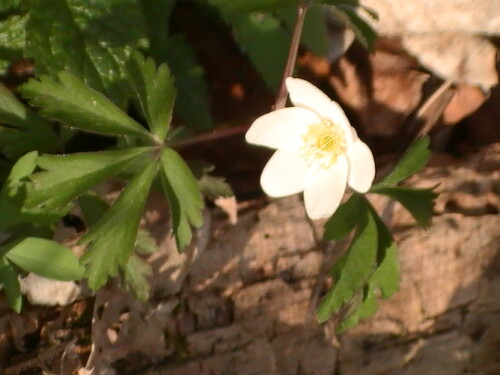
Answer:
[[273, 2, 310, 110]]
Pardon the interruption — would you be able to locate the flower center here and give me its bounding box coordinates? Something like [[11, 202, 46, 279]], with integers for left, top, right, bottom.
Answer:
[[300, 119, 346, 169]]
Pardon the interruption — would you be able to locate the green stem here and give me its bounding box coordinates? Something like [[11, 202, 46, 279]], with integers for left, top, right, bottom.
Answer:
[[273, 1, 310, 110]]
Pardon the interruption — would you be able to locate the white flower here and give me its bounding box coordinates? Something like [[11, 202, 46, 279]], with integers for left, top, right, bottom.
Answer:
[[246, 77, 375, 220]]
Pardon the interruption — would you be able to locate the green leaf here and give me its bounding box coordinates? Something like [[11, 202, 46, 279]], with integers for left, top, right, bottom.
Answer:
[[20, 72, 152, 139], [370, 210, 399, 298], [221, 11, 289, 91], [0, 13, 27, 74], [140, 0, 176, 62], [78, 192, 158, 254], [337, 283, 377, 332], [79, 160, 157, 290], [127, 52, 175, 141], [210, 0, 298, 12], [0, 83, 59, 158], [376, 137, 431, 187], [198, 175, 233, 200], [2, 237, 84, 281], [277, 5, 329, 57], [122, 254, 151, 302], [77, 193, 109, 228], [0, 259, 22, 312], [135, 229, 158, 254], [27, 147, 152, 211], [160, 148, 203, 250], [371, 186, 437, 228], [0, 152, 63, 231], [24, 0, 149, 106], [317, 204, 378, 323], [328, 3, 378, 51], [164, 35, 213, 130], [324, 193, 366, 241]]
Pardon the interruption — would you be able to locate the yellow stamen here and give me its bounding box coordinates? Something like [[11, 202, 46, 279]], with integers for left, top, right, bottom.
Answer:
[[300, 119, 346, 169]]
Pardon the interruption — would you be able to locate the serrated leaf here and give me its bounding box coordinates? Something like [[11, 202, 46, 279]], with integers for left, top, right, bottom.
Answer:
[[337, 283, 377, 333], [24, 0, 149, 106], [122, 254, 151, 302], [0, 13, 27, 74], [0, 0, 22, 13], [160, 148, 203, 250], [164, 35, 213, 130], [371, 186, 437, 228], [0, 259, 22, 312], [277, 5, 329, 57], [0, 152, 63, 231], [78, 192, 158, 254], [77, 193, 109, 227], [370, 209, 400, 298], [324, 193, 366, 241], [317, 204, 378, 323], [1, 237, 84, 281], [221, 11, 289, 91], [127, 52, 175, 141], [328, 4, 377, 51], [79, 161, 157, 290], [198, 175, 233, 200], [135, 229, 158, 254], [376, 137, 431, 187], [140, 0, 176, 62], [210, 0, 298, 12], [27, 147, 152, 211], [0, 83, 59, 158], [20, 73, 152, 139]]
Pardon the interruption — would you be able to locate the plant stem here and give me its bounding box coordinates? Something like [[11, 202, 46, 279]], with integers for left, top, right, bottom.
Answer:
[[273, 1, 310, 110], [169, 123, 250, 149]]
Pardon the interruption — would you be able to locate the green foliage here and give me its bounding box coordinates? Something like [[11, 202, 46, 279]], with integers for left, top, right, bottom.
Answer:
[[318, 198, 378, 323], [219, 10, 289, 91], [0, 259, 22, 313], [191, 161, 234, 200], [163, 35, 213, 130], [20, 73, 152, 139], [1, 237, 84, 281], [277, 5, 329, 57], [160, 148, 204, 250], [0, 152, 63, 232], [26, 148, 152, 211], [0, 13, 26, 73], [324, 193, 364, 241], [78, 193, 158, 299], [0, 83, 59, 159], [376, 137, 431, 187], [24, 0, 149, 106], [320, 136, 435, 331], [79, 161, 158, 290], [140, 0, 213, 130], [371, 186, 437, 228], [328, 2, 378, 51], [127, 52, 175, 141], [122, 254, 152, 302], [209, 0, 298, 12]]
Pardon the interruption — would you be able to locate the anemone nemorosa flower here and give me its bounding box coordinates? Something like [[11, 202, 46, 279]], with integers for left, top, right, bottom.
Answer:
[[246, 77, 375, 219]]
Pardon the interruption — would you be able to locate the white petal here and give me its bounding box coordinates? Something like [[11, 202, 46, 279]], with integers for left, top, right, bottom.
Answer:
[[286, 77, 333, 113], [346, 139, 375, 193], [303, 155, 348, 220], [246, 107, 317, 149], [285, 77, 353, 143], [260, 148, 309, 197]]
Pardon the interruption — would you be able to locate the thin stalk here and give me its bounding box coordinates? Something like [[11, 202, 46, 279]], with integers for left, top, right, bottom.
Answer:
[[273, 1, 310, 110]]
